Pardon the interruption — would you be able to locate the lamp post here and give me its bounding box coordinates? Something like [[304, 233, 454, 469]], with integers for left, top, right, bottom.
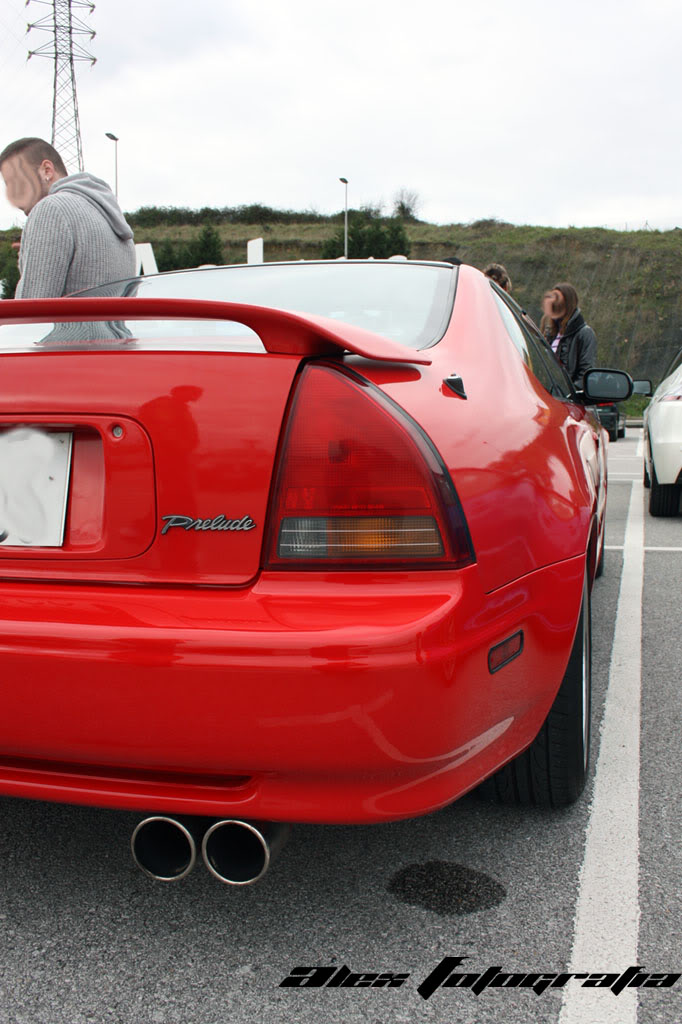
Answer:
[[105, 132, 119, 199], [339, 177, 348, 258]]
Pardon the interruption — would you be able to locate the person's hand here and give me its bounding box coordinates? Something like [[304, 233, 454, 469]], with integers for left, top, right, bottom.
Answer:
[[542, 288, 565, 319], [542, 290, 555, 319]]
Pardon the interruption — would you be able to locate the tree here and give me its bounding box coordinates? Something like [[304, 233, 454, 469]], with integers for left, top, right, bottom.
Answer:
[[392, 188, 421, 221], [156, 239, 180, 273], [321, 208, 411, 260], [192, 223, 224, 266]]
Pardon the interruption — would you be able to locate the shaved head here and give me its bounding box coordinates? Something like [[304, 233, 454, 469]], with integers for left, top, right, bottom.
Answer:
[[0, 138, 67, 215], [0, 138, 67, 175]]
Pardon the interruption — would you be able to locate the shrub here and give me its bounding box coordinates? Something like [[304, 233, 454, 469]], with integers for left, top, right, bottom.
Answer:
[[321, 209, 411, 260], [0, 238, 20, 297]]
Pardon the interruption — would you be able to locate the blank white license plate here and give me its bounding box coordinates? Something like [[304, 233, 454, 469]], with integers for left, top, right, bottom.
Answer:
[[0, 428, 73, 547]]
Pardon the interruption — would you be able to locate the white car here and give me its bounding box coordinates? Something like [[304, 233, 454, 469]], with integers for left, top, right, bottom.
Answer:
[[644, 345, 682, 516]]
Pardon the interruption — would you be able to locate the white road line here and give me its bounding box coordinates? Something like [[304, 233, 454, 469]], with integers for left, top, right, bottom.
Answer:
[[559, 480, 644, 1024], [635, 432, 644, 458], [607, 545, 682, 552]]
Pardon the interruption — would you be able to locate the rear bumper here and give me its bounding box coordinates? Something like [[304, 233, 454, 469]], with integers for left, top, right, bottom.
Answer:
[[0, 560, 585, 822]]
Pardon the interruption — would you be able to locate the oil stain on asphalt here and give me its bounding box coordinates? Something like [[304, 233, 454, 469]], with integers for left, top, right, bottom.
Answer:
[[387, 861, 506, 915]]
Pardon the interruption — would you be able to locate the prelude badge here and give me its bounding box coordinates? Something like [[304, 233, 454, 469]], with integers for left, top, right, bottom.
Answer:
[[161, 514, 257, 535]]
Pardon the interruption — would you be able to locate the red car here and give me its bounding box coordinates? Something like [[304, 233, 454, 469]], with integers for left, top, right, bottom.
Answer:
[[0, 261, 631, 885]]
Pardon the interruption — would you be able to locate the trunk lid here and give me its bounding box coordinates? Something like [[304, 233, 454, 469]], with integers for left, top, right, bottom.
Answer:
[[0, 347, 300, 586]]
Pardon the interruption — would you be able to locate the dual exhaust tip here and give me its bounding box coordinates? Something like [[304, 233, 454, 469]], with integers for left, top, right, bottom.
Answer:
[[131, 816, 289, 885]]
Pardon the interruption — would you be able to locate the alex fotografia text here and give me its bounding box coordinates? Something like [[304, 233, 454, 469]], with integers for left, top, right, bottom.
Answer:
[[280, 958, 681, 1000]]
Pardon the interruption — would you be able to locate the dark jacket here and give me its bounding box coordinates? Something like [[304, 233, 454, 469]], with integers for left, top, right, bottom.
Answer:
[[547, 309, 596, 390]]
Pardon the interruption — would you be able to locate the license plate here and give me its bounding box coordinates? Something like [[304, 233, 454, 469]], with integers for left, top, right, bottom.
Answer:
[[0, 428, 73, 547]]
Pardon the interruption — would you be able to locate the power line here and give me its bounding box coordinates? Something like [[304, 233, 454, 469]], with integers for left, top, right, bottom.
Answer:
[[26, 1, 96, 173]]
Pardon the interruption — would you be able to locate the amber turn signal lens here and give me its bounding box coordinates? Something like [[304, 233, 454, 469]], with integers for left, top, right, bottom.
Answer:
[[278, 515, 444, 560]]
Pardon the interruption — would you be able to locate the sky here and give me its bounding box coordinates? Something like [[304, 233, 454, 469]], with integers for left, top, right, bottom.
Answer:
[[0, 0, 681, 232]]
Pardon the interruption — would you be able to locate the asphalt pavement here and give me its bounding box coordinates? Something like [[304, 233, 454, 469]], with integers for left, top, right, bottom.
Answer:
[[0, 428, 679, 1024]]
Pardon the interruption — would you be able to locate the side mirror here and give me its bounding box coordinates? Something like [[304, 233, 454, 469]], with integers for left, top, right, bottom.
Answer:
[[632, 379, 652, 396], [583, 368, 633, 403]]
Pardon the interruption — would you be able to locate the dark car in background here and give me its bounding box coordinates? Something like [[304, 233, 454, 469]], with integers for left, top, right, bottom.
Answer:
[[595, 401, 626, 442]]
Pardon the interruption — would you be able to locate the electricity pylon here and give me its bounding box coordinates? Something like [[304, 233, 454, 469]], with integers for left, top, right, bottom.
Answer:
[[26, 0, 96, 172]]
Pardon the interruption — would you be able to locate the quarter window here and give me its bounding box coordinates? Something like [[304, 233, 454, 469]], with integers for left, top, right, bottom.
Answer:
[[491, 286, 572, 398], [522, 310, 573, 398]]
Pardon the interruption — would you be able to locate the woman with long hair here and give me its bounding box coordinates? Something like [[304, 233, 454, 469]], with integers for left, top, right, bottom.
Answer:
[[483, 262, 512, 292], [541, 282, 596, 389]]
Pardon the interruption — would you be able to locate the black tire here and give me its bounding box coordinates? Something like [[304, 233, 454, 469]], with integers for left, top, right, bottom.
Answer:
[[478, 576, 591, 808], [649, 466, 681, 517], [608, 427, 618, 442], [618, 424, 626, 439]]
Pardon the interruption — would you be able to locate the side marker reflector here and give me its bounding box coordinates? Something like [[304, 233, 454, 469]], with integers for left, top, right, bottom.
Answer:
[[488, 630, 524, 674]]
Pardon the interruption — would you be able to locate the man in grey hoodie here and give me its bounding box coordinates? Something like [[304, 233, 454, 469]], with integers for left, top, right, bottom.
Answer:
[[0, 137, 136, 298]]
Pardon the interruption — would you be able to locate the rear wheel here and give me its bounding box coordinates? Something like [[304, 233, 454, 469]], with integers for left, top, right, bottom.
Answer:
[[649, 465, 681, 516], [478, 576, 591, 807], [608, 427, 618, 442]]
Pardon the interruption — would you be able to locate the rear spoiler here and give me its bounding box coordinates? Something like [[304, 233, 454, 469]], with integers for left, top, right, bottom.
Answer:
[[0, 296, 432, 365]]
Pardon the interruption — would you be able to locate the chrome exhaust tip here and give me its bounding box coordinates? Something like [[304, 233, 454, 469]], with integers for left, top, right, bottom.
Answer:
[[131, 816, 197, 882], [201, 819, 290, 885]]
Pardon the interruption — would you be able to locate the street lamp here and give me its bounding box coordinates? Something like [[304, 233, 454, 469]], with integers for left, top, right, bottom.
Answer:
[[339, 177, 348, 258], [105, 132, 119, 199]]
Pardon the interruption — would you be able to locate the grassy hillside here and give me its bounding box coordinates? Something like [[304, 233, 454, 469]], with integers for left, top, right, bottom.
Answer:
[[3, 214, 681, 383], [124, 216, 682, 383]]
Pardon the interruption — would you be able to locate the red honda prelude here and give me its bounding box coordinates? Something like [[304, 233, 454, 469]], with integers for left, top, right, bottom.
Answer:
[[0, 260, 632, 884]]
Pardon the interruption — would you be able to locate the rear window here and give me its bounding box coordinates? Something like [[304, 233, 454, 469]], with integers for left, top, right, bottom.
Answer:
[[77, 261, 456, 350]]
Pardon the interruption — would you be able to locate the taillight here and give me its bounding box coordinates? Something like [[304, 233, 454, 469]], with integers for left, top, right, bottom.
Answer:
[[265, 364, 474, 568]]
